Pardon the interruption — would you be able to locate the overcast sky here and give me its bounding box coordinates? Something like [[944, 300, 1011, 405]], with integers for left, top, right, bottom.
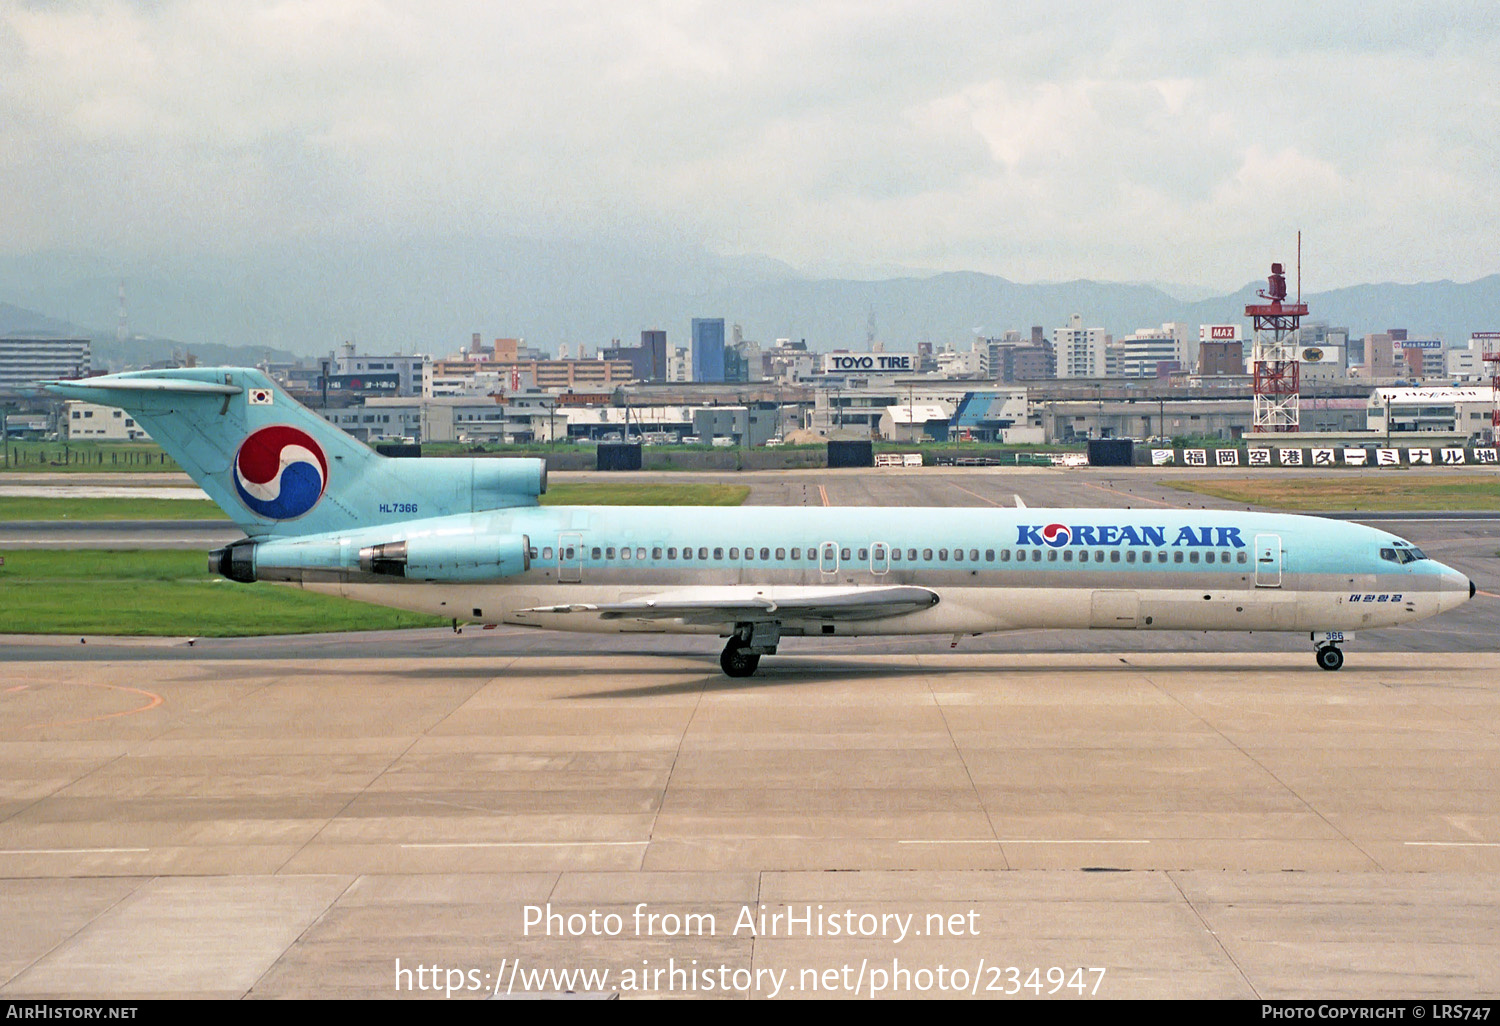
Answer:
[[4, 0, 1498, 292]]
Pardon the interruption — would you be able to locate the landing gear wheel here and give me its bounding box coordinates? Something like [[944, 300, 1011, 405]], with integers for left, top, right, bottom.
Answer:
[[720, 639, 761, 678], [1316, 645, 1344, 672]]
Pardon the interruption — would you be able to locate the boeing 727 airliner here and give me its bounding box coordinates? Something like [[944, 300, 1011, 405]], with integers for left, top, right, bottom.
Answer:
[[46, 368, 1475, 676]]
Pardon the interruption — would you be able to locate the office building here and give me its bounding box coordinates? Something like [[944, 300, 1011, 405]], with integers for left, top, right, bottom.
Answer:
[[692, 318, 725, 383]]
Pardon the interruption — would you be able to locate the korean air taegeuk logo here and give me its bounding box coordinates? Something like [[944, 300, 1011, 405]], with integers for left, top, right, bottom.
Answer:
[[232, 425, 328, 520]]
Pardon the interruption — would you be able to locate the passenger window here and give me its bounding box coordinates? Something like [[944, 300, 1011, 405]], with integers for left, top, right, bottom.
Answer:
[[698, 547, 708, 560], [622, 548, 632, 560], [592, 547, 602, 559], [564, 547, 575, 559], [667, 547, 677, 559], [1159, 551, 1168, 563], [1205, 551, 1215, 564], [1063, 550, 1073, 562], [969, 549, 979, 561], [791, 548, 801, 560], [1173, 551, 1183, 563], [938, 549, 948, 560], [636, 547, 646, 560], [891, 549, 902, 562], [1126, 551, 1136, 563], [1001, 550, 1010, 562], [907, 549, 917, 560], [1110, 551, 1120, 563], [1079, 551, 1089, 563], [729, 547, 739, 559], [775, 548, 785, 560], [528, 547, 538, 559], [1142, 551, 1151, 564], [713, 547, 723, 560], [985, 549, 994, 561], [1095, 550, 1104, 563], [1237, 551, 1248, 564], [652, 547, 662, 559], [761, 547, 771, 560], [1032, 550, 1042, 561], [841, 548, 851, 560], [923, 549, 933, 560], [859, 548, 868, 560], [543, 547, 554, 560], [1189, 551, 1200, 563], [1047, 550, 1058, 562]]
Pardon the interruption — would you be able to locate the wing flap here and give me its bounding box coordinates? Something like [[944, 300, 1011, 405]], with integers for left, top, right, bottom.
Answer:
[[518, 585, 939, 624]]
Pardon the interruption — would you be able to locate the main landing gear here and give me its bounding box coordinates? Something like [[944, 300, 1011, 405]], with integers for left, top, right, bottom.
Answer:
[[720, 637, 760, 678], [719, 622, 781, 678], [1313, 633, 1346, 672]]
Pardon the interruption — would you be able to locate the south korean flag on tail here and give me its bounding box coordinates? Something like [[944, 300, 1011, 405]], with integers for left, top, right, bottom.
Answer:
[[249, 387, 274, 405]]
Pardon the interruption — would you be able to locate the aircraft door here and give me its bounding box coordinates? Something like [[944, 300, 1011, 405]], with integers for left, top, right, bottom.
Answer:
[[871, 542, 890, 575], [819, 541, 839, 576], [558, 532, 583, 583], [1254, 533, 1283, 588]]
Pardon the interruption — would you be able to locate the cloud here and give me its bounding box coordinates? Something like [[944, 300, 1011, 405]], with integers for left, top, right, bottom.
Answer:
[[2, 1, 1498, 289]]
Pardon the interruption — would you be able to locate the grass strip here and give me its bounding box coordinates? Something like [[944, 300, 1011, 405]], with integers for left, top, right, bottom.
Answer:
[[1163, 474, 1500, 511]]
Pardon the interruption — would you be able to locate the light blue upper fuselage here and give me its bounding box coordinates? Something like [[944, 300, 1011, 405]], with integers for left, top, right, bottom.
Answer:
[[259, 502, 1449, 588]]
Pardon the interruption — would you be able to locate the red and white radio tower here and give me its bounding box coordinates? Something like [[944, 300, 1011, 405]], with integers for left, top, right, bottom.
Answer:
[[1246, 258, 1307, 432], [1480, 333, 1500, 443]]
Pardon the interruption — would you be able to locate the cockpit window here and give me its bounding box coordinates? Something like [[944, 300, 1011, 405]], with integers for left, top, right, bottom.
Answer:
[[1381, 545, 1428, 564]]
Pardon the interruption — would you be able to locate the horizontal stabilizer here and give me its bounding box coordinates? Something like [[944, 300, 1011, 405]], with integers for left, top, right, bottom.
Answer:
[[44, 378, 243, 398]]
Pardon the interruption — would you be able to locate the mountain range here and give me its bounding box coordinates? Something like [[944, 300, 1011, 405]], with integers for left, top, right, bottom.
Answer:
[[2, 239, 1497, 368]]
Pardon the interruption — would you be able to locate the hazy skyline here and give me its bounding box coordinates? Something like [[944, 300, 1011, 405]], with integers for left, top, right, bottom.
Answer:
[[3, 1, 1499, 295]]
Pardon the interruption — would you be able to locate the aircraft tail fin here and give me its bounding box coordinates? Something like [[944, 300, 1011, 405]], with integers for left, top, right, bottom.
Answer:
[[44, 368, 545, 538]]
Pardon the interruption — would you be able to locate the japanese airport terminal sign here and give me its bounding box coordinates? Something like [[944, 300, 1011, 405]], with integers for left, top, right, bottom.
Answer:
[[1149, 447, 1498, 467]]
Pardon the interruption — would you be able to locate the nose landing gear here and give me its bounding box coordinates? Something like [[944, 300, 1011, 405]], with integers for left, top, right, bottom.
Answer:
[[1315, 644, 1344, 671], [1312, 632, 1347, 671]]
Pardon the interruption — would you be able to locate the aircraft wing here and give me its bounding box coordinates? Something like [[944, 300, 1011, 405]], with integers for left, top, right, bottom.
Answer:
[[518, 585, 939, 625]]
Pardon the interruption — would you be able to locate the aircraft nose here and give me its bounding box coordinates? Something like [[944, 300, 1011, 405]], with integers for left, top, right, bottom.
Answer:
[[1436, 565, 1473, 612]]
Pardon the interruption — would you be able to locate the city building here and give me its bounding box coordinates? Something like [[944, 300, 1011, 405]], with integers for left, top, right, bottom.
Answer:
[[324, 341, 427, 397], [691, 318, 726, 383], [0, 337, 90, 393], [1054, 314, 1108, 378], [1360, 332, 1401, 379], [1198, 341, 1245, 377], [1366, 386, 1497, 438], [1396, 340, 1446, 380], [1448, 333, 1500, 381], [982, 333, 1055, 382], [602, 330, 669, 382], [63, 400, 148, 441], [1118, 323, 1190, 378], [879, 403, 954, 443]]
